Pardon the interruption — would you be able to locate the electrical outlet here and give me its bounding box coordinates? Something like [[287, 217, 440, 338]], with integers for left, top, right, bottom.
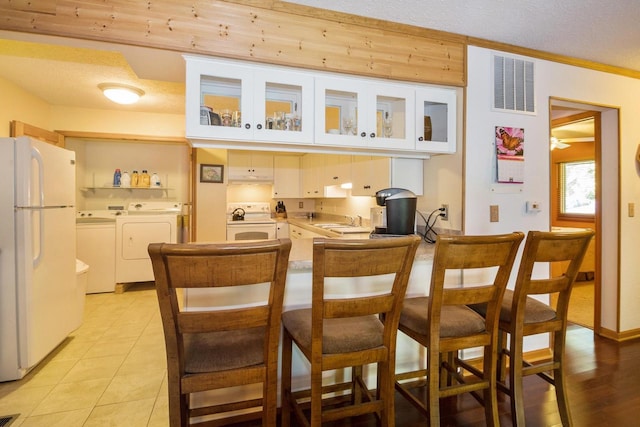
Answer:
[[490, 205, 499, 222], [299, 201, 303, 208], [629, 202, 635, 217], [440, 204, 449, 221]]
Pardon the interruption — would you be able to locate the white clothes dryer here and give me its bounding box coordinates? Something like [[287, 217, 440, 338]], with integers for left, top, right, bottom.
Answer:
[[115, 202, 181, 288]]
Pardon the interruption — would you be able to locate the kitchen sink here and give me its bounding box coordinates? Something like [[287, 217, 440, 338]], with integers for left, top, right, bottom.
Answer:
[[312, 223, 348, 229], [327, 226, 372, 234]]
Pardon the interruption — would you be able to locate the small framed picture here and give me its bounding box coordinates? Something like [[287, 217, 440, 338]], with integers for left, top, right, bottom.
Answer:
[[200, 164, 224, 183]]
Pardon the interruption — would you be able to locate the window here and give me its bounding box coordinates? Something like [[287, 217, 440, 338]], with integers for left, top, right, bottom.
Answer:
[[559, 160, 595, 218]]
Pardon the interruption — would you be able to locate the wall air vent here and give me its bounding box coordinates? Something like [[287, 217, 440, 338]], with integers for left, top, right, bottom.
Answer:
[[493, 54, 535, 114]]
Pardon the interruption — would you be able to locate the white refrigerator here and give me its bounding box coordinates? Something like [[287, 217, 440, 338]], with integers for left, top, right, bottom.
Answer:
[[0, 136, 80, 381]]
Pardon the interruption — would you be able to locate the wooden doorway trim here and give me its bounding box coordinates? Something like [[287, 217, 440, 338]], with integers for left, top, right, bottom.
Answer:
[[10, 120, 65, 147]]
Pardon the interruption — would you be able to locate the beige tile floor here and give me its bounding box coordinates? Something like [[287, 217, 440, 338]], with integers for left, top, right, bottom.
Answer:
[[0, 283, 169, 427]]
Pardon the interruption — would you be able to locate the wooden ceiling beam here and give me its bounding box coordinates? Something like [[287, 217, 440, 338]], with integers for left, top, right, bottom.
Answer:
[[0, 0, 465, 86]]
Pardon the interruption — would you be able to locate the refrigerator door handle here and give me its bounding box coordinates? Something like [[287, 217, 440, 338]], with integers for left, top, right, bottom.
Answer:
[[32, 146, 44, 267]]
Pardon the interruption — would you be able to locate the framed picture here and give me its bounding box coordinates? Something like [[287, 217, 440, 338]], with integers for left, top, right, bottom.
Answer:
[[200, 164, 224, 183]]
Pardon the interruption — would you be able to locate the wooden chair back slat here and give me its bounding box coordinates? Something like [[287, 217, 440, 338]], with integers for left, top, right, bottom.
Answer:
[[178, 306, 270, 333], [323, 294, 395, 318]]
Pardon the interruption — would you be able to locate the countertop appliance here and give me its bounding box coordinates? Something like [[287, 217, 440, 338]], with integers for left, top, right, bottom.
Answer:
[[372, 188, 417, 236], [115, 201, 182, 286], [232, 207, 245, 221], [226, 202, 276, 241], [0, 136, 81, 381]]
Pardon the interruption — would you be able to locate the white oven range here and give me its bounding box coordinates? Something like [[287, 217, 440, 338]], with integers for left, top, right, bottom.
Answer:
[[226, 202, 276, 241]]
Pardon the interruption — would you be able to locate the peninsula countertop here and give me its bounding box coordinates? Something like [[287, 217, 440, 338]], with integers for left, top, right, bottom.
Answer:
[[287, 236, 436, 270]]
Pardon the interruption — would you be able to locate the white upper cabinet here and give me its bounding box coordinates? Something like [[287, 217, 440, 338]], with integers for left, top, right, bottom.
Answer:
[[185, 56, 314, 144], [351, 156, 423, 196], [186, 56, 458, 157], [273, 155, 302, 198], [315, 76, 415, 150], [228, 151, 274, 182], [415, 87, 457, 153]]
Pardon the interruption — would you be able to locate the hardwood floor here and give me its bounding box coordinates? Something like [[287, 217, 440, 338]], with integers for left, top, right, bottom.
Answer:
[[241, 324, 640, 426]]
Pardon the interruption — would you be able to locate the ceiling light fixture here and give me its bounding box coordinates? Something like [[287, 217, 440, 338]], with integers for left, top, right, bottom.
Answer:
[[98, 83, 144, 105]]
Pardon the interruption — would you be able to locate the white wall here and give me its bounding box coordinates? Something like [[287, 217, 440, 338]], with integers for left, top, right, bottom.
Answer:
[[466, 45, 640, 335], [0, 76, 51, 137], [65, 138, 190, 210]]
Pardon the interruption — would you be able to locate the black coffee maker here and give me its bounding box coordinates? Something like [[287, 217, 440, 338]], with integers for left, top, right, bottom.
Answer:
[[373, 188, 417, 235]]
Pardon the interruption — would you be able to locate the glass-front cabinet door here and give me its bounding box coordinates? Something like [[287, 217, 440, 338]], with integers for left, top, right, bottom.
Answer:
[[315, 77, 415, 151], [185, 56, 313, 144], [253, 69, 314, 144], [186, 56, 253, 140], [315, 77, 366, 147], [415, 87, 457, 153], [368, 85, 415, 150]]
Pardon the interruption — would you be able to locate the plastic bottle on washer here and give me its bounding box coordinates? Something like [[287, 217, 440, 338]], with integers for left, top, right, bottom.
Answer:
[[140, 170, 151, 188], [113, 168, 121, 187], [150, 172, 161, 187], [121, 171, 131, 188]]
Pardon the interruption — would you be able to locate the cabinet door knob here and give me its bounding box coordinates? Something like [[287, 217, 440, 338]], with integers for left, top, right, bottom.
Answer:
[[418, 136, 424, 141], [245, 123, 251, 129], [370, 132, 376, 138], [360, 132, 366, 137]]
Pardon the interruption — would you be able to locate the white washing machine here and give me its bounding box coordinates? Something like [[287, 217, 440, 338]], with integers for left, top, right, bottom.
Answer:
[[76, 210, 126, 293], [115, 202, 181, 284]]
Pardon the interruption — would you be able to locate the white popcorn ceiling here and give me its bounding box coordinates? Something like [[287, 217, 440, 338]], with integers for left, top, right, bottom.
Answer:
[[289, 0, 640, 72]]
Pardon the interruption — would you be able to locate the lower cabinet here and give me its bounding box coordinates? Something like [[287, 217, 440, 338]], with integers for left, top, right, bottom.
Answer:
[[289, 224, 324, 239], [276, 221, 290, 238]]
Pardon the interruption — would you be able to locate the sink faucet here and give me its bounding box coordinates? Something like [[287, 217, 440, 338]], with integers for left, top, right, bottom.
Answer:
[[357, 215, 362, 226]]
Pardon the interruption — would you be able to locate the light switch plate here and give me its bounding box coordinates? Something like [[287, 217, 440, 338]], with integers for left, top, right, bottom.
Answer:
[[629, 202, 635, 217], [490, 205, 499, 222]]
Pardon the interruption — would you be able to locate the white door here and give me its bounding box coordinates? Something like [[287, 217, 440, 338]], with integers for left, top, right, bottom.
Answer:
[[15, 137, 75, 208], [15, 206, 76, 371]]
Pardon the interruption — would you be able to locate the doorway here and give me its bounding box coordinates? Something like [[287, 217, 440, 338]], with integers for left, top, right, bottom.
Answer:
[[549, 98, 618, 335], [549, 108, 597, 329]]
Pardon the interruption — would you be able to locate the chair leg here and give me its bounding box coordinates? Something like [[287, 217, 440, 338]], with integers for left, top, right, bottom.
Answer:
[[166, 372, 187, 427], [497, 330, 508, 383], [428, 351, 441, 427], [281, 329, 293, 427], [378, 360, 394, 427], [553, 331, 573, 427], [310, 364, 323, 427], [483, 346, 500, 427], [263, 355, 278, 426], [509, 334, 527, 427], [352, 365, 363, 405]]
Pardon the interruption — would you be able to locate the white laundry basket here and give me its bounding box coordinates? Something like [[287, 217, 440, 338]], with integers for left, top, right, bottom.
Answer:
[[74, 259, 89, 330]]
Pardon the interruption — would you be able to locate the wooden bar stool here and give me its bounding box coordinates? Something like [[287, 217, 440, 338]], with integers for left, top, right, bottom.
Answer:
[[468, 229, 594, 426], [394, 232, 524, 426], [148, 239, 291, 427], [281, 235, 420, 427]]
